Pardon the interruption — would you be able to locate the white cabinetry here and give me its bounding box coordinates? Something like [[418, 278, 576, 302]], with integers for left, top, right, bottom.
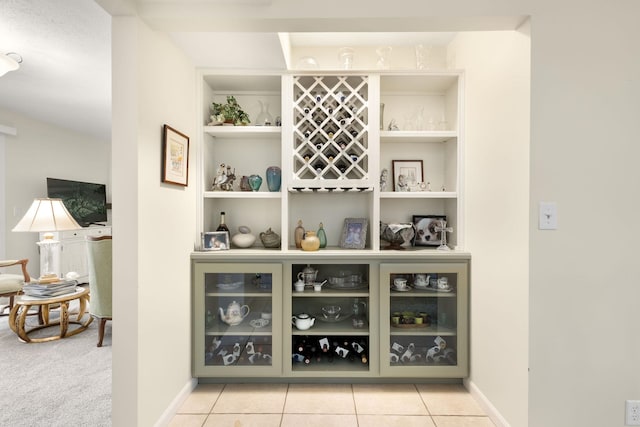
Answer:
[[197, 71, 463, 250], [40, 226, 112, 283]]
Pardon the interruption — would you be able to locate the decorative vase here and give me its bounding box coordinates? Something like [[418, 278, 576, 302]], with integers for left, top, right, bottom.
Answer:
[[266, 166, 281, 192], [239, 175, 252, 191], [301, 230, 321, 251], [317, 222, 327, 248], [294, 220, 305, 249], [255, 100, 274, 126], [248, 174, 262, 191]]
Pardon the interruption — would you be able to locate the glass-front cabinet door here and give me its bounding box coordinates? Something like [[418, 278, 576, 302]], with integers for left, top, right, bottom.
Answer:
[[380, 262, 468, 378], [193, 262, 282, 377], [285, 262, 378, 378]]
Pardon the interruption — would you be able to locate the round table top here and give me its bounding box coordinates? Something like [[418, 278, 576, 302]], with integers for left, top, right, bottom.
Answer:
[[16, 286, 88, 305]]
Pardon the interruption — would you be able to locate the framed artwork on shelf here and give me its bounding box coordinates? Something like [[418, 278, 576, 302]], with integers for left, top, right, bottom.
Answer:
[[392, 160, 423, 192], [162, 124, 190, 187], [202, 231, 230, 251], [340, 218, 368, 249], [412, 215, 446, 247]]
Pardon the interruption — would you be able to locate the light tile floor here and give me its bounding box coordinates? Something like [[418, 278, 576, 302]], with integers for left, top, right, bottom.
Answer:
[[169, 383, 495, 427]]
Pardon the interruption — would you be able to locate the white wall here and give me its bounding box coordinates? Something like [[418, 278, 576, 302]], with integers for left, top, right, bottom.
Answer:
[[105, 1, 640, 426], [111, 15, 196, 427], [0, 109, 110, 273], [528, 3, 640, 426], [451, 29, 530, 426]]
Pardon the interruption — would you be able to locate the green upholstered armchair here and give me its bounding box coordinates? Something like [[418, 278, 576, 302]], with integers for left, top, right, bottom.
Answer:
[[86, 235, 112, 347], [0, 259, 31, 316]]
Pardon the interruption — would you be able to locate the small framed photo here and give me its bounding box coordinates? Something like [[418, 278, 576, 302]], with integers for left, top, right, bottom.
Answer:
[[340, 218, 368, 249], [202, 231, 230, 251], [392, 160, 423, 192], [162, 124, 190, 186], [412, 215, 446, 247]]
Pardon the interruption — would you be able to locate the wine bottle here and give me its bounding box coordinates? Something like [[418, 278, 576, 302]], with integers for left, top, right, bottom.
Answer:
[[216, 211, 229, 232]]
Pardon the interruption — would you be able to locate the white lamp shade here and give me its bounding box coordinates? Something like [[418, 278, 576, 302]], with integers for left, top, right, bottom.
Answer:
[[0, 54, 20, 77], [12, 198, 81, 232]]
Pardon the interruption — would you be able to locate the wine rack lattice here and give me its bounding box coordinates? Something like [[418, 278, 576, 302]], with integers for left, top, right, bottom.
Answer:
[[292, 75, 369, 184]]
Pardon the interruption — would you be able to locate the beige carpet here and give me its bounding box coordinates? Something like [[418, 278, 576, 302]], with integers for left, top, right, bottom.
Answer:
[[0, 295, 111, 427]]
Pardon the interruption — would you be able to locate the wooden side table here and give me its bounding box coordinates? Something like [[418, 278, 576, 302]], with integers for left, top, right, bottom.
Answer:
[[9, 287, 93, 343]]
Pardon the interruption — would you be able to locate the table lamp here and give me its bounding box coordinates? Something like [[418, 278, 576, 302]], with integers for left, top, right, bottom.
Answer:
[[12, 198, 81, 283]]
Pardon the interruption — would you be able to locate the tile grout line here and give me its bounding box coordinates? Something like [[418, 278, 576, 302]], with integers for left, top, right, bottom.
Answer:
[[414, 383, 433, 416], [278, 383, 290, 427]]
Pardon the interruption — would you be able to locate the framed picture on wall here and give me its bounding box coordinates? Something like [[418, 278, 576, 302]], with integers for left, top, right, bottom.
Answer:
[[162, 124, 190, 187], [392, 160, 423, 192], [202, 231, 230, 251], [412, 215, 446, 247]]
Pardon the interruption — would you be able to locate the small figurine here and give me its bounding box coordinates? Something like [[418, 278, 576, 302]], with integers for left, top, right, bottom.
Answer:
[[380, 168, 389, 191], [388, 119, 400, 131], [212, 163, 236, 191]]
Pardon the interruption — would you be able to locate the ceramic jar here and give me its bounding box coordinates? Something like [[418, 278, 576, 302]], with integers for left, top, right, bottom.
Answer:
[[266, 166, 281, 192], [259, 228, 281, 248], [301, 230, 321, 251], [231, 226, 256, 248]]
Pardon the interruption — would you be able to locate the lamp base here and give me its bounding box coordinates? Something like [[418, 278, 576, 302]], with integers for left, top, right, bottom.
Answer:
[[38, 273, 60, 284]]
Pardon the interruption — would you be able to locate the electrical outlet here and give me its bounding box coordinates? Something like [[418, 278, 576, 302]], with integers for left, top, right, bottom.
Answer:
[[626, 400, 640, 425]]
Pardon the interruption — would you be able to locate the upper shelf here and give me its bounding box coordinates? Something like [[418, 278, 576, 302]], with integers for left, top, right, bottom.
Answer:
[[204, 126, 282, 138], [380, 130, 457, 143], [380, 191, 457, 199]]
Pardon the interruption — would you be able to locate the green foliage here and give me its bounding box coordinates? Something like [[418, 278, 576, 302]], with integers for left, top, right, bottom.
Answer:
[[210, 95, 250, 125]]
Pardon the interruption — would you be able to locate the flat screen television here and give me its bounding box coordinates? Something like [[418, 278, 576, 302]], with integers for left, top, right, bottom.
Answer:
[[46, 178, 108, 227]]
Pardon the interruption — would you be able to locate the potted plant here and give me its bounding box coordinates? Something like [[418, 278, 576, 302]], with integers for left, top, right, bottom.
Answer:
[[210, 95, 251, 126]]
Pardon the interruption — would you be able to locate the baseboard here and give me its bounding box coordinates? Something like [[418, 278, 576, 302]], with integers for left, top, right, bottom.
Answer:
[[153, 378, 198, 427], [464, 378, 511, 427]]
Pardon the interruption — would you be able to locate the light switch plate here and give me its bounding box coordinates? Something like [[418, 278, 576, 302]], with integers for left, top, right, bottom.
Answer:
[[539, 202, 558, 230]]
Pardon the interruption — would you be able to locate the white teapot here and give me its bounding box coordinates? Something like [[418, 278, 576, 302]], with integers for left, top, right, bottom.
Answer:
[[219, 301, 250, 326], [291, 313, 315, 330]]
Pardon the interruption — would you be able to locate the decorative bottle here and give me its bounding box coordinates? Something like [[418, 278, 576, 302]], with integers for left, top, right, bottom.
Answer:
[[216, 211, 229, 232], [294, 220, 305, 249], [317, 222, 327, 248]]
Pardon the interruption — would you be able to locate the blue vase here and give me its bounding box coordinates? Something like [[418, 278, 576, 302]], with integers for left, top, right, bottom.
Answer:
[[248, 174, 262, 191], [266, 166, 281, 192]]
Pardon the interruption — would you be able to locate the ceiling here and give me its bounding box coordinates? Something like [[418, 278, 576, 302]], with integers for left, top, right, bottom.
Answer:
[[0, 0, 111, 141], [0, 1, 461, 142]]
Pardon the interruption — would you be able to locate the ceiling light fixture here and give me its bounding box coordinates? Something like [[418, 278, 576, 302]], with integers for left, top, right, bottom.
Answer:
[[0, 52, 23, 77]]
